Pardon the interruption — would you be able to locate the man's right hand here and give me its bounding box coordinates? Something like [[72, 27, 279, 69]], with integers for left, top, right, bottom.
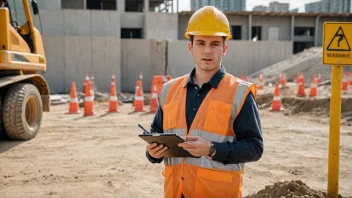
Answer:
[[147, 143, 168, 159]]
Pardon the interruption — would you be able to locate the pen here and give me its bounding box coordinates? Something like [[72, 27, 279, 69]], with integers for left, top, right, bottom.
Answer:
[[138, 124, 151, 134]]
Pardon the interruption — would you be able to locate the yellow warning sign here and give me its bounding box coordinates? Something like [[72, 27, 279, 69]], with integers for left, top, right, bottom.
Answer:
[[323, 22, 352, 65]]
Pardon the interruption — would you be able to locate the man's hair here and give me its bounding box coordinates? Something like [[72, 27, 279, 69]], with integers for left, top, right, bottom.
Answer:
[[189, 35, 226, 45]]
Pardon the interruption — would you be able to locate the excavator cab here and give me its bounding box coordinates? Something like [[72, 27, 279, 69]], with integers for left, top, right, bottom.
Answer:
[[0, 0, 46, 70], [0, 0, 50, 140], [3, 0, 39, 53]]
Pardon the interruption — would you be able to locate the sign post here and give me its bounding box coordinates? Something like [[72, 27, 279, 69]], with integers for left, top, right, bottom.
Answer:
[[323, 22, 352, 198]]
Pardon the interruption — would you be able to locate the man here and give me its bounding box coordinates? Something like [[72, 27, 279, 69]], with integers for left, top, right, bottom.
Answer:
[[145, 6, 263, 198]]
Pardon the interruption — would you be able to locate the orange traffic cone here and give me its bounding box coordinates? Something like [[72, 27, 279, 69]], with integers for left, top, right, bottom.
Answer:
[[150, 85, 159, 113], [166, 75, 172, 82], [342, 72, 348, 91], [84, 77, 95, 117], [83, 73, 90, 95], [111, 73, 116, 83], [134, 80, 145, 112], [244, 76, 249, 82], [309, 74, 317, 97], [66, 82, 80, 114], [295, 73, 300, 84], [152, 76, 166, 95], [349, 72, 352, 86], [108, 73, 119, 113], [91, 73, 97, 92], [258, 74, 264, 90], [280, 72, 287, 86], [300, 73, 304, 82], [317, 73, 322, 84], [297, 73, 306, 97], [139, 72, 143, 80], [270, 82, 284, 111]]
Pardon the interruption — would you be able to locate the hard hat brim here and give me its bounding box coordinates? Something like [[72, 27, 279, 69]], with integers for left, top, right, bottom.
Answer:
[[185, 31, 232, 40]]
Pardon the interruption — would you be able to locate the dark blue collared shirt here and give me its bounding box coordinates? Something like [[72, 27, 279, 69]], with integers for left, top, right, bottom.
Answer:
[[146, 65, 263, 165]]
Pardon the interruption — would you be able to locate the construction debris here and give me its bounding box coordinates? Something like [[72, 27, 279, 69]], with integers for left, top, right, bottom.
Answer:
[[50, 95, 70, 105]]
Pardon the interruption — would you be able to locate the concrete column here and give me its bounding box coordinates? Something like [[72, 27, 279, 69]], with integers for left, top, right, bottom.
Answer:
[[171, 0, 175, 13], [144, 0, 149, 12], [176, 0, 179, 12], [248, 15, 252, 40], [118, 0, 125, 12], [291, 15, 295, 41], [83, 0, 87, 9], [314, 15, 320, 46]]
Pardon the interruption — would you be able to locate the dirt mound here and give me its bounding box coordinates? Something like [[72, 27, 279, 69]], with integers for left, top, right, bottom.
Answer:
[[256, 93, 273, 105], [282, 97, 330, 114], [245, 180, 331, 198]]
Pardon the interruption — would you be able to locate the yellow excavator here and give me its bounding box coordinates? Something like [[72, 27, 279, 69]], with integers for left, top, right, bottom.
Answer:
[[0, 0, 49, 140]]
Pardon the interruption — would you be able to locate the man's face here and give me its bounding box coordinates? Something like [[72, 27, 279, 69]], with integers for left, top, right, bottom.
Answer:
[[188, 35, 228, 72]]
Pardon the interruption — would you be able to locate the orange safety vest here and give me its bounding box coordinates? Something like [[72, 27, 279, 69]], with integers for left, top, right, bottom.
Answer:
[[159, 73, 256, 198]]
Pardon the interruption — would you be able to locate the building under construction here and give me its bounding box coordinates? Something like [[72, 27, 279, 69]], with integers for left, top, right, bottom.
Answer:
[[27, 0, 352, 94]]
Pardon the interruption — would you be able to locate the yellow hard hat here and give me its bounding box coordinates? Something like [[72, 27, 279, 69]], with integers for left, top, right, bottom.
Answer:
[[185, 6, 232, 40]]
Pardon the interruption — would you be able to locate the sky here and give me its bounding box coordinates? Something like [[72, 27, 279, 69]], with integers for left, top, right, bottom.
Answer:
[[177, 0, 319, 13]]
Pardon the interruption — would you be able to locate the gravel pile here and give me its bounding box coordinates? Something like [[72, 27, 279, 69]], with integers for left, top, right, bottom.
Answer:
[[249, 47, 352, 87]]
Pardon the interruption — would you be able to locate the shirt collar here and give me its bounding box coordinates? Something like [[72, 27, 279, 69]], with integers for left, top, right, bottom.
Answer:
[[183, 65, 226, 88]]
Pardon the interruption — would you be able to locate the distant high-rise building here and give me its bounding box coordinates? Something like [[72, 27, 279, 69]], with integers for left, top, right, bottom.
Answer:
[[305, 1, 323, 12], [305, 0, 351, 13], [321, 0, 330, 12], [191, 0, 246, 11], [290, 8, 299, 12], [268, 1, 290, 12], [253, 5, 268, 11]]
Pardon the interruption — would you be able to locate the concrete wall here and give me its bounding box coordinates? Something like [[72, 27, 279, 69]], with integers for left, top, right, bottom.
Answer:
[[178, 15, 189, 40], [252, 16, 291, 41], [121, 13, 144, 28], [42, 35, 65, 93], [34, 9, 121, 37], [294, 17, 315, 27], [228, 15, 249, 40], [34, 10, 64, 35], [167, 41, 194, 77], [121, 39, 166, 92], [167, 40, 293, 78], [42, 37, 291, 93], [145, 13, 178, 40], [37, 0, 61, 10], [223, 41, 292, 76], [42, 36, 121, 94], [317, 16, 352, 46]]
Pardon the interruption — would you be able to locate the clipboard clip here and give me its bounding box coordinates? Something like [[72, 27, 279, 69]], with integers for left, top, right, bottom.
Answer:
[[138, 124, 152, 135]]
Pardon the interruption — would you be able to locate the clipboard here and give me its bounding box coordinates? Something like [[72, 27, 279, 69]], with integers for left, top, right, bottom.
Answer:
[[139, 133, 196, 158]]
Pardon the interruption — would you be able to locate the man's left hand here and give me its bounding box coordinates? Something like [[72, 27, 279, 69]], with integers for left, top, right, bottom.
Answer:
[[178, 136, 211, 157]]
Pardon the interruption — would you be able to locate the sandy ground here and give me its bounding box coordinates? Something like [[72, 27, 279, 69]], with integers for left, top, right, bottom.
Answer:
[[0, 100, 351, 198]]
